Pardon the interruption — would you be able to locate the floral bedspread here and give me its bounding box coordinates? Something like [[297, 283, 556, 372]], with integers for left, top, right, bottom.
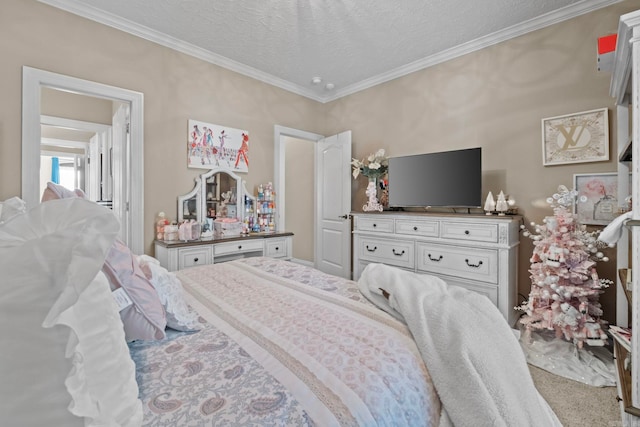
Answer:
[[129, 257, 440, 426]]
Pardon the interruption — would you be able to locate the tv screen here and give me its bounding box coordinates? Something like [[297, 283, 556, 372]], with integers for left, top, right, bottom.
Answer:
[[388, 147, 482, 208]]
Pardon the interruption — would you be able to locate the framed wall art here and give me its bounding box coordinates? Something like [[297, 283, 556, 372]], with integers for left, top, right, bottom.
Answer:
[[542, 108, 609, 166], [573, 172, 629, 225], [188, 119, 249, 172]]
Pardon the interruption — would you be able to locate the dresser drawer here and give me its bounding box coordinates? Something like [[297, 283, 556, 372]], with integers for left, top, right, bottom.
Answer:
[[395, 219, 439, 237], [265, 238, 289, 258], [355, 217, 394, 233], [416, 242, 497, 283], [356, 237, 414, 269], [178, 246, 213, 269], [447, 277, 499, 307], [214, 240, 263, 256], [440, 222, 498, 243]]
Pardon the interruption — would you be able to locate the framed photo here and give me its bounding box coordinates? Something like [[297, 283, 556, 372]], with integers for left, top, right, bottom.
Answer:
[[542, 108, 609, 166], [188, 119, 249, 172], [573, 172, 628, 225]]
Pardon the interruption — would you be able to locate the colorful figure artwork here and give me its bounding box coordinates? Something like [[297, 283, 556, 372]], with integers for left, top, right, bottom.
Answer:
[[188, 120, 249, 172]]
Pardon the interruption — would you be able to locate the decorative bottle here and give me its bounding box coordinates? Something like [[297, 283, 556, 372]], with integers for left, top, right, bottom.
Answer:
[[593, 194, 616, 222]]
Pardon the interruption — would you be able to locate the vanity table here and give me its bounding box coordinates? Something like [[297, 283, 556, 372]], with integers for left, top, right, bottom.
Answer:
[[155, 232, 293, 272], [156, 167, 293, 271]]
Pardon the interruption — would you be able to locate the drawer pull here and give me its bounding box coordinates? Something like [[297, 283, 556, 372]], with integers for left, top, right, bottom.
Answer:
[[366, 245, 377, 252], [372, 223, 377, 227], [238, 245, 242, 250], [392, 249, 405, 256], [464, 230, 470, 235], [428, 254, 443, 262], [465, 259, 483, 268], [413, 226, 418, 231], [275, 246, 279, 251], [194, 257, 199, 263]]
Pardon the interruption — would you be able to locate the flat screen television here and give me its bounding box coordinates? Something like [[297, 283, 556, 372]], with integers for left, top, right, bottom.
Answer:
[[388, 147, 482, 208]]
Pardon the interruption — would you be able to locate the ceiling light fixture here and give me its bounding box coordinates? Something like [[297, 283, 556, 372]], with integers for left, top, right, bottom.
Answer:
[[325, 83, 335, 90], [311, 76, 322, 85]]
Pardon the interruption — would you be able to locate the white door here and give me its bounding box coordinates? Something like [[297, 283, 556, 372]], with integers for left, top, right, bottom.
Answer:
[[112, 104, 130, 246], [315, 131, 352, 278]]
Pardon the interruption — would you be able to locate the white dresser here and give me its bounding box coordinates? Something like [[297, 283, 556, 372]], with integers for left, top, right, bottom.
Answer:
[[155, 232, 293, 272], [352, 213, 520, 326]]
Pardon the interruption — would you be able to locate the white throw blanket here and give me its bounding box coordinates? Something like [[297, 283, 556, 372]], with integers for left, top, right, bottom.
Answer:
[[358, 263, 562, 427]]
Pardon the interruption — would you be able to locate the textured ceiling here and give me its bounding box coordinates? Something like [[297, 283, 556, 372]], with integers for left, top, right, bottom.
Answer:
[[38, 0, 622, 102]]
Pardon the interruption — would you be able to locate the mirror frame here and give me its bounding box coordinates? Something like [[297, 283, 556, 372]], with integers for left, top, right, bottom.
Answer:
[[177, 181, 201, 223], [22, 66, 145, 254], [177, 167, 245, 224]]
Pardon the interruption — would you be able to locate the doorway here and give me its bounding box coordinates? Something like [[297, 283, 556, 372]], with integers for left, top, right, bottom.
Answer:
[[40, 114, 113, 203], [22, 66, 144, 254], [283, 136, 315, 265], [274, 126, 352, 278], [274, 126, 323, 267]]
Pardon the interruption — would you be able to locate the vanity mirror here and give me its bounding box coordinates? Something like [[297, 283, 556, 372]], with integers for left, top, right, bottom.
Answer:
[[177, 167, 255, 225]]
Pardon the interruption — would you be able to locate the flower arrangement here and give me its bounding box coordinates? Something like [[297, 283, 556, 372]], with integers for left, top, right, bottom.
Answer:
[[351, 149, 388, 180]]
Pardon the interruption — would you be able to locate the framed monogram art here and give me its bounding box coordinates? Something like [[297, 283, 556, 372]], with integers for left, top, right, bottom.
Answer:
[[542, 108, 609, 166]]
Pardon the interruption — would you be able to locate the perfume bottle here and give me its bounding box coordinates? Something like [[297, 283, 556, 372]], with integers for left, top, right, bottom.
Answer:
[[594, 194, 616, 222]]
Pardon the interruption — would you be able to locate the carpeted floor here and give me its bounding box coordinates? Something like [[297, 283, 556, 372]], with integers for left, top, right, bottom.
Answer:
[[529, 364, 619, 427]]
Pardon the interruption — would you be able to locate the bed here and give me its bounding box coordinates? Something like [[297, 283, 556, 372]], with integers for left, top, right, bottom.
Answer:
[[0, 195, 440, 426], [130, 257, 440, 426], [1, 192, 559, 426]]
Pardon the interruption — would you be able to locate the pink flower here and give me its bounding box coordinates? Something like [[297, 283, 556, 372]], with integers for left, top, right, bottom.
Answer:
[[583, 179, 607, 197]]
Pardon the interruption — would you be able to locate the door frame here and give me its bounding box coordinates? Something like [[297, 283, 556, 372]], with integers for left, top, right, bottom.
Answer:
[[274, 125, 324, 265], [22, 66, 145, 254]]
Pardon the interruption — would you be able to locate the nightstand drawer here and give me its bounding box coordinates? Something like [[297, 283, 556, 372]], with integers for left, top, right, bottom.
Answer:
[[178, 247, 213, 269], [356, 217, 394, 233], [356, 237, 414, 269], [395, 219, 439, 237], [440, 222, 498, 243], [416, 243, 497, 283], [265, 238, 288, 258]]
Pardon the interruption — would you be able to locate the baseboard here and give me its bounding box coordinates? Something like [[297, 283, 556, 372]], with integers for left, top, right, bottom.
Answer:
[[290, 257, 314, 268]]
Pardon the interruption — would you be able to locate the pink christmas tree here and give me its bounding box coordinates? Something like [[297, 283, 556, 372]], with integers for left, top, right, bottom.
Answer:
[[517, 185, 612, 348]]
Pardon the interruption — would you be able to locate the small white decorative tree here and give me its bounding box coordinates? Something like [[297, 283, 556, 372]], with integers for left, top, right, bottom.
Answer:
[[484, 191, 496, 215]]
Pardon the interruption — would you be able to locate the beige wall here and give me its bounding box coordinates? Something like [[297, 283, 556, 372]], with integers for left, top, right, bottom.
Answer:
[[0, 0, 323, 256], [41, 87, 113, 125], [2, 0, 637, 322], [284, 136, 314, 262], [324, 1, 639, 322]]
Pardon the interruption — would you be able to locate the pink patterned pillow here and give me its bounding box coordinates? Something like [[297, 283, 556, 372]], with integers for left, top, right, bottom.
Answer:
[[102, 239, 167, 341]]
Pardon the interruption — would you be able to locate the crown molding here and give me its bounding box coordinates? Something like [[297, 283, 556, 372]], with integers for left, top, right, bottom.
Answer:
[[38, 0, 624, 104], [324, 0, 625, 102], [37, 0, 326, 102]]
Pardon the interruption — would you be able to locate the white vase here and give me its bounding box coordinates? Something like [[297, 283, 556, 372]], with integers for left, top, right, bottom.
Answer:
[[363, 178, 383, 212]]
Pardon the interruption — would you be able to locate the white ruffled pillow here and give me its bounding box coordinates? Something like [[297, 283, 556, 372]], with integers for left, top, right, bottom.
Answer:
[[0, 198, 142, 426], [53, 271, 143, 426], [0, 196, 27, 223], [138, 255, 201, 332]]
